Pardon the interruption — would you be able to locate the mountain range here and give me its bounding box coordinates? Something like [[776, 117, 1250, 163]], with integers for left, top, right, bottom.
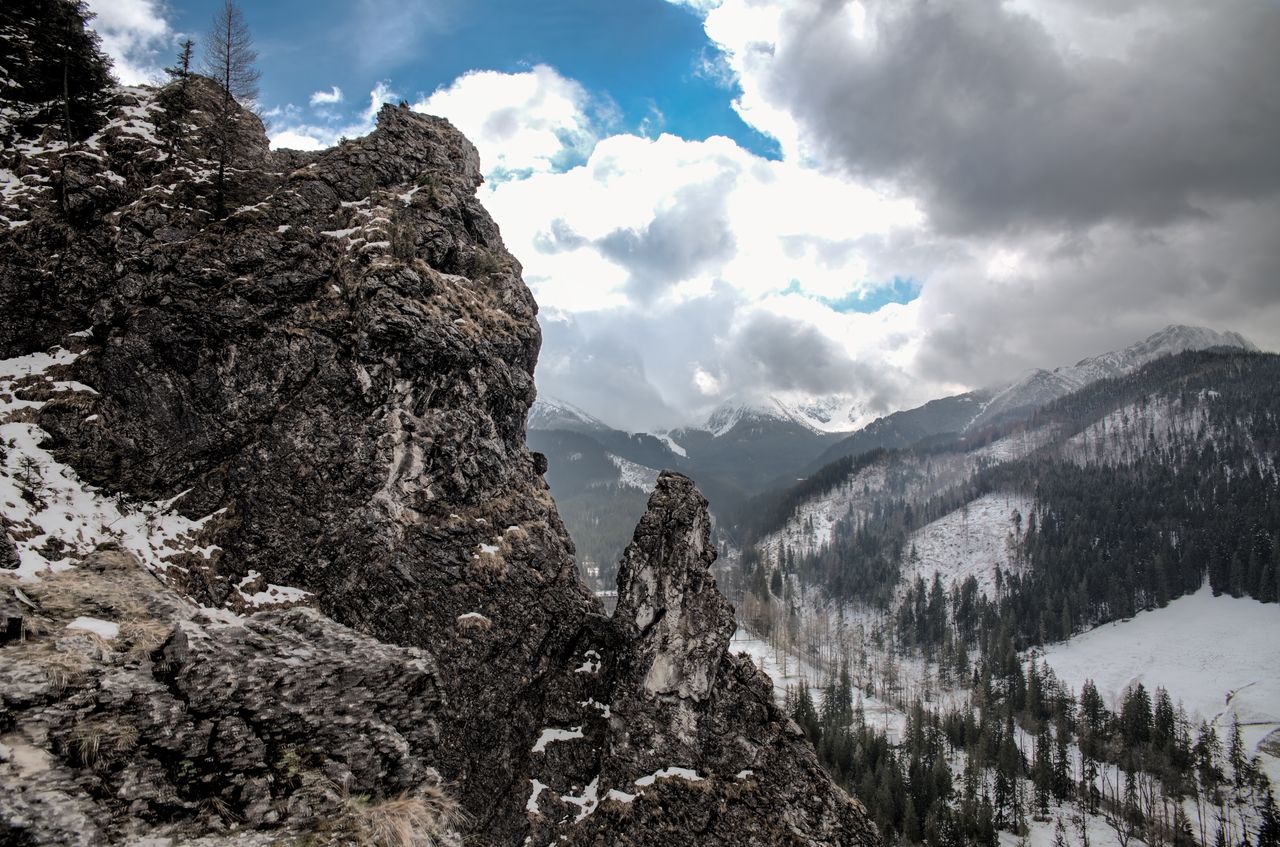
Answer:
[[530, 324, 1259, 581]]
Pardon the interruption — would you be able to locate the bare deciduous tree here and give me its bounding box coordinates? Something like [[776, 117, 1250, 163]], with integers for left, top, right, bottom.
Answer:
[[202, 0, 260, 217]]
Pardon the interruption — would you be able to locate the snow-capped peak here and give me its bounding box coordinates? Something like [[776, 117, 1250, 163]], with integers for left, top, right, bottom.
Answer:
[[1121, 324, 1257, 364], [969, 324, 1256, 431], [528, 395, 609, 432], [700, 393, 871, 437]]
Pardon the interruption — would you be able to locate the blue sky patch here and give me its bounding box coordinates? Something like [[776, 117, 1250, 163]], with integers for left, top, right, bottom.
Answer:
[[163, 0, 780, 162], [784, 277, 923, 313]]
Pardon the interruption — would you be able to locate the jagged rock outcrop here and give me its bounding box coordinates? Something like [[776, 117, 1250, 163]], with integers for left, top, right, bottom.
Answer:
[[531, 472, 877, 846], [0, 73, 877, 846], [615, 472, 734, 702]]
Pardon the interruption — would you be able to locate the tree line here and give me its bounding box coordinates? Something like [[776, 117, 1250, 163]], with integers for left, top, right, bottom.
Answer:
[[5, 0, 261, 218]]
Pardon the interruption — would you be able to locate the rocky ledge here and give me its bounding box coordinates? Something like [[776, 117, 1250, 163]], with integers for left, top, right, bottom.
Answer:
[[0, 78, 876, 845]]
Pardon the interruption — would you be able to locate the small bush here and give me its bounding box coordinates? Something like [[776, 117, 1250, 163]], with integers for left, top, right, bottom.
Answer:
[[469, 250, 503, 278]]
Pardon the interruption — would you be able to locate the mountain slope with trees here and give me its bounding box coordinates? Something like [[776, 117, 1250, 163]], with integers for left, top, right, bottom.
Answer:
[[726, 348, 1280, 847]]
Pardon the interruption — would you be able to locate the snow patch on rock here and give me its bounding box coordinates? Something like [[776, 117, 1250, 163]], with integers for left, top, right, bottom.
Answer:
[[1, 347, 224, 580]]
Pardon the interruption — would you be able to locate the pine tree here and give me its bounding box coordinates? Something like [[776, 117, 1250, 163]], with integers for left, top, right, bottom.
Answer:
[[158, 38, 196, 150], [1229, 714, 1246, 786], [0, 0, 114, 142], [791, 679, 820, 742], [1120, 683, 1152, 750], [1258, 783, 1280, 847], [1033, 724, 1053, 815], [1053, 719, 1072, 801], [1153, 687, 1176, 752], [202, 0, 260, 217]]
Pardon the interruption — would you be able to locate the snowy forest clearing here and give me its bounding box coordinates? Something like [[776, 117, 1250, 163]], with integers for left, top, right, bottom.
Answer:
[[904, 490, 1035, 598], [731, 627, 907, 741], [1039, 583, 1280, 787]]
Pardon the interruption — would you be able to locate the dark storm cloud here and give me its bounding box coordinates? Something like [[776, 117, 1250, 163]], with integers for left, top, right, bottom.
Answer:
[[595, 176, 737, 301], [757, 0, 1280, 233], [910, 196, 1280, 389], [726, 311, 900, 411]]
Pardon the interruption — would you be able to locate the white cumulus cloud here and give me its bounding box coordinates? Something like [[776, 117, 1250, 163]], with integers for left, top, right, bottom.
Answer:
[[413, 65, 600, 181], [86, 0, 173, 85], [309, 86, 344, 107]]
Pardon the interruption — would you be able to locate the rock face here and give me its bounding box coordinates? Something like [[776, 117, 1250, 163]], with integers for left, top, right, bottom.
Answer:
[[0, 76, 876, 846], [615, 472, 734, 702], [1, 549, 459, 847]]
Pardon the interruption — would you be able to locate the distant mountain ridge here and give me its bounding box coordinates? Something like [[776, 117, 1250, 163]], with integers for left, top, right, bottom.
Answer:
[[697, 393, 871, 437], [529, 324, 1256, 577], [811, 324, 1256, 470], [527, 395, 609, 433], [967, 324, 1257, 431]]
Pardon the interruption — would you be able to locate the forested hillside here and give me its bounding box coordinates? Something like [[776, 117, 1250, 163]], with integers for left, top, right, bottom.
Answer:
[[726, 349, 1280, 847]]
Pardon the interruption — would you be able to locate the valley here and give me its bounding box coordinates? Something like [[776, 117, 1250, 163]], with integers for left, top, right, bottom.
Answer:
[[541, 331, 1280, 846]]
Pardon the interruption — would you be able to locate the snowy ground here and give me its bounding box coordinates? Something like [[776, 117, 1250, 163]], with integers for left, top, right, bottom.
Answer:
[[0, 345, 227, 582], [1038, 584, 1280, 787], [996, 805, 1120, 847], [606, 454, 659, 492], [903, 490, 1035, 599], [730, 627, 910, 742]]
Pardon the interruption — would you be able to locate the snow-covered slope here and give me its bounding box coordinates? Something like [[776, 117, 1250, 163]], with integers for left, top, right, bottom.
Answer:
[[757, 427, 1053, 563], [1060, 393, 1218, 466], [1, 343, 224, 579], [605, 454, 660, 492], [1039, 584, 1280, 786], [904, 491, 1036, 598]]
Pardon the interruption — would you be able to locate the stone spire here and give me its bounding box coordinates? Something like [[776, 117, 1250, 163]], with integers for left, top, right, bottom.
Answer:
[[615, 471, 735, 702]]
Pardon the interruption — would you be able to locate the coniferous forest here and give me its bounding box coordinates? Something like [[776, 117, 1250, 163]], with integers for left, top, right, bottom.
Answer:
[[728, 350, 1280, 846]]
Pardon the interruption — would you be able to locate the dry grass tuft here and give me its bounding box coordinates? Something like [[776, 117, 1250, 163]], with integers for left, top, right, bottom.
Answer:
[[21, 613, 53, 639], [200, 794, 243, 823], [345, 784, 462, 847], [25, 567, 150, 622], [468, 549, 507, 577], [38, 648, 88, 692], [67, 628, 117, 654], [69, 717, 139, 766], [119, 618, 172, 658]]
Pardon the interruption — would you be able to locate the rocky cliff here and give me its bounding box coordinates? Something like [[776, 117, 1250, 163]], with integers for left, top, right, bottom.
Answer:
[[0, 77, 876, 846]]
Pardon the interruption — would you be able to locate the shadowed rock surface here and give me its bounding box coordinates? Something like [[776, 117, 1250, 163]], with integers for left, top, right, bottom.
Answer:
[[0, 71, 877, 846]]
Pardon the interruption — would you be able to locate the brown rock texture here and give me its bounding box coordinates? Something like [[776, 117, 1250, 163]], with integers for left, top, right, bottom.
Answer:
[[0, 77, 877, 846]]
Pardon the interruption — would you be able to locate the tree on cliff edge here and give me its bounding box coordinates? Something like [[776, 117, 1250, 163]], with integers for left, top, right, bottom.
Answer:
[[202, 0, 259, 217]]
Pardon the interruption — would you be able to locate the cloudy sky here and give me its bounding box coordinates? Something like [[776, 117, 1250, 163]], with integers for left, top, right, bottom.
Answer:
[[91, 0, 1280, 431]]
